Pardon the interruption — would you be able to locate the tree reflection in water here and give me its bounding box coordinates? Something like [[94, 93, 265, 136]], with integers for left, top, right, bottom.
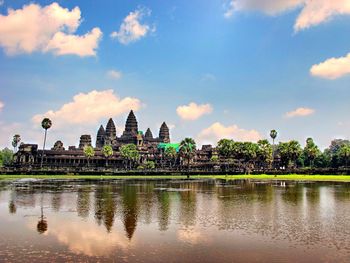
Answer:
[[2, 179, 350, 262], [37, 206, 48, 234]]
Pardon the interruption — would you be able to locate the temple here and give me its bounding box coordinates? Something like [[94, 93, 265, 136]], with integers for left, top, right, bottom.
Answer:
[[96, 110, 170, 148], [13, 110, 214, 171]]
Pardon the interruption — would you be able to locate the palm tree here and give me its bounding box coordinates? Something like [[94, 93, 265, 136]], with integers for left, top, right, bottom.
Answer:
[[12, 134, 21, 152], [270, 129, 278, 168], [257, 139, 273, 169], [164, 146, 177, 168], [83, 146, 95, 167], [339, 144, 350, 167], [40, 118, 52, 168], [102, 145, 113, 167], [120, 144, 139, 170], [179, 138, 196, 177], [303, 138, 320, 168], [270, 129, 278, 145]]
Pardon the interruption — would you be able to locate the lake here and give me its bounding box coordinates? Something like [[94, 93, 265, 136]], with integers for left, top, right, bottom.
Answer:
[[0, 178, 349, 262]]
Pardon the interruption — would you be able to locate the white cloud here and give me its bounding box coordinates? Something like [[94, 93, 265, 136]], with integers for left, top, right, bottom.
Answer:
[[45, 28, 102, 57], [110, 7, 155, 45], [0, 100, 4, 112], [310, 53, 350, 79], [0, 1, 4, 7], [176, 102, 213, 121], [107, 69, 122, 79], [224, 0, 350, 31], [285, 107, 315, 118], [197, 122, 261, 145], [0, 2, 102, 56], [32, 89, 142, 127]]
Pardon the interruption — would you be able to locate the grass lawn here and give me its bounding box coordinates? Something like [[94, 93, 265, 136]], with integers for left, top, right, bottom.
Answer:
[[0, 174, 350, 182]]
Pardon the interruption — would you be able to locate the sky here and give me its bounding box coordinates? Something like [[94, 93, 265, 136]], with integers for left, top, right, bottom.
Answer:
[[0, 0, 350, 150]]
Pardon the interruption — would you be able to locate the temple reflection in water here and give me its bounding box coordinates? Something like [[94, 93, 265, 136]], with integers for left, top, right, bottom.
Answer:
[[1, 179, 350, 262]]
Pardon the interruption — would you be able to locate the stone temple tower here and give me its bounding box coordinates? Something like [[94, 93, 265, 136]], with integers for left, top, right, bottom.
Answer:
[[105, 118, 116, 145], [145, 128, 153, 140], [159, 122, 170, 143], [96, 125, 105, 148], [123, 110, 138, 137]]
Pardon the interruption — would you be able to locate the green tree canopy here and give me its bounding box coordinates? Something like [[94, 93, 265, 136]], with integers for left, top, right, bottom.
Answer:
[[120, 144, 140, 169], [303, 138, 321, 167], [179, 138, 196, 171], [0, 148, 14, 167]]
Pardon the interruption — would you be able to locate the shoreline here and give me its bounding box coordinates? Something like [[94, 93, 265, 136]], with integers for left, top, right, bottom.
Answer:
[[1, 174, 350, 182]]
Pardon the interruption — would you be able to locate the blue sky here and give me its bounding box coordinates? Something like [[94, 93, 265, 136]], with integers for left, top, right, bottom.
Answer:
[[0, 0, 350, 149]]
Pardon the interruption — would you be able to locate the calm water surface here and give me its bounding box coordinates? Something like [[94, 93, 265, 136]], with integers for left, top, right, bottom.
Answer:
[[0, 178, 349, 262]]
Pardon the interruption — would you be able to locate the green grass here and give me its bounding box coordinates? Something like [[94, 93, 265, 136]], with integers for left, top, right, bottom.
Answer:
[[1, 174, 350, 182]]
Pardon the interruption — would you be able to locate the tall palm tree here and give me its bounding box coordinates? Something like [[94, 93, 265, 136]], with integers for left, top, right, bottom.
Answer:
[[84, 146, 95, 167], [179, 138, 196, 177], [12, 134, 21, 152], [270, 130, 278, 146], [270, 129, 278, 168], [102, 145, 113, 167], [40, 118, 52, 168]]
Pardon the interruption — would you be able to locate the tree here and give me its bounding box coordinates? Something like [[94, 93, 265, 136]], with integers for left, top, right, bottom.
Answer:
[[277, 140, 302, 169], [217, 139, 234, 171], [83, 146, 95, 167], [120, 144, 140, 170], [12, 134, 21, 152], [179, 138, 196, 174], [257, 139, 273, 169], [270, 130, 278, 166], [241, 142, 259, 173], [40, 118, 52, 168], [303, 138, 320, 168], [0, 148, 14, 167], [145, 160, 155, 170], [164, 146, 177, 168], [102, 145, 113, 167], [338, 144, 350, 167]]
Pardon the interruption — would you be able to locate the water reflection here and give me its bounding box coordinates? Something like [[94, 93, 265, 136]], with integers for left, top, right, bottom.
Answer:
[[0, 179, 350, 262]]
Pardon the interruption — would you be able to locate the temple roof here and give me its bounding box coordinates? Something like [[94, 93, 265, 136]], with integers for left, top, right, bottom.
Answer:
[[106, 118, 116, 138], [125, 110, 138, 134], [159, 122, 170, 141], [145, 128, 153, 139], [97, 125, 105, 136]]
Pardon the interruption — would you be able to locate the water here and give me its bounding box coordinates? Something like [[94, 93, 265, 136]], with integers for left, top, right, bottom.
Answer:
[[0, 178, 349, 262]]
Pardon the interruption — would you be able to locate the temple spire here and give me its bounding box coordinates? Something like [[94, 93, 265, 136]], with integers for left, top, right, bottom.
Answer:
[[106, 118, 116, 139], [124, 110, 138, 135], [145, 128, 153, 140], [159, 122, 170, 143], [96, 125, 105, 148]]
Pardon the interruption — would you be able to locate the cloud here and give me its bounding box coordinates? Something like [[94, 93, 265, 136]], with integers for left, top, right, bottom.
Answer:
[[0, 2, 102, 56], [224, 0, 350, 31], [107, 70, 122, 79], [0, 1, 4, 7], [176, 102, 213, 121], [224, 0, 303, 18], [110, 7, 155, 45], [310, 53, 350, 79], [197, 122, 261, 145], [285, 107, 315, 118], [0, 100, 4, 112], [45, 28, 102, 57], [32, 89, 142, 127]]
